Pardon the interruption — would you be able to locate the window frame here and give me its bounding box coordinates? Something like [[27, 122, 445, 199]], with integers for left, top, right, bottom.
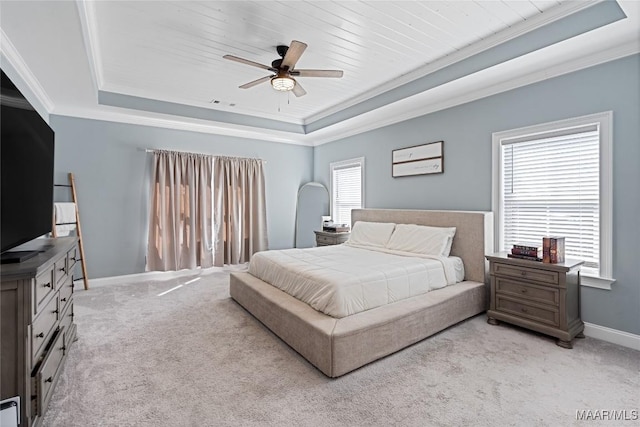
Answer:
[[491, 111, 614, 289], [329, 157, 365, 226]]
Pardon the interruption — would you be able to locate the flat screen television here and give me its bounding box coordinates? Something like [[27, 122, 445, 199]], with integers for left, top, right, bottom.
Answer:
[[1, 69, 55, 262]]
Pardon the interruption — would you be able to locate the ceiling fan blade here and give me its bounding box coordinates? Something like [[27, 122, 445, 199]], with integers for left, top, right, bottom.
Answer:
[[239, 75, 272, 89], [223, 55, 275, 71], [292, 80, 307, 97], [291, 69, 344, 78], [282, 40, 307, 70]]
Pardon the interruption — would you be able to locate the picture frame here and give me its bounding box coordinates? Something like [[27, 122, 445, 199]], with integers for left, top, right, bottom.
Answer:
[[392, 140, 444, 177]]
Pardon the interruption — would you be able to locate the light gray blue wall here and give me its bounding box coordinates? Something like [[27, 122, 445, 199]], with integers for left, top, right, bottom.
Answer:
[[314, 54, 640, 335], [49, 116, 313, 279]]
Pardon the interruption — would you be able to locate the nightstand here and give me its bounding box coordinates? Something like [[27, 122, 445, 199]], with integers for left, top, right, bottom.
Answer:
[[314, 230, 350, 246], [486, 253, 584, 349]]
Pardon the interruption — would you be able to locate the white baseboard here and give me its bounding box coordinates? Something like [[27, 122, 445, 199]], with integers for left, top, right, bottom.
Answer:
[[584, 322, 640, 351], [75, 264, 248, 288]]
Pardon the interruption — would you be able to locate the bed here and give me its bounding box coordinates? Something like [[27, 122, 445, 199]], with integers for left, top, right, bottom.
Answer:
[[230, 209, 493, 377]]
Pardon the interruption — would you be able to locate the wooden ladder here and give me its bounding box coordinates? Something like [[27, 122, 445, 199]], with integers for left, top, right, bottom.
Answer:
[[52, 173, 89, 290]]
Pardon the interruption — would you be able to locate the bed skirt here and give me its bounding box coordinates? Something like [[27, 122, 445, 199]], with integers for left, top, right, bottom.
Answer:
[[230, 271, 487, 378]]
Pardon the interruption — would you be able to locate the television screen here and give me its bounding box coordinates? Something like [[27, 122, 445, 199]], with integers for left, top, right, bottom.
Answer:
[[1, 69, 55, 254]]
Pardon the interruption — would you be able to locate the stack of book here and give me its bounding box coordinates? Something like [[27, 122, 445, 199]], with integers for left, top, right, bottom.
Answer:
[[542, 236, 565, 263], [507, 244, 542, 262]]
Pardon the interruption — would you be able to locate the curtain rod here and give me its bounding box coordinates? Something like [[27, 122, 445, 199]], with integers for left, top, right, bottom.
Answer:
[[141, 148, 265, 163]]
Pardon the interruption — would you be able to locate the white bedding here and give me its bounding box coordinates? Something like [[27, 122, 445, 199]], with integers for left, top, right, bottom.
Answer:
[[248, 245, 464, 318]]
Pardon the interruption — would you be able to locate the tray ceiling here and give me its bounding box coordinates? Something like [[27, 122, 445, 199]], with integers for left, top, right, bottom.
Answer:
[[0, 1, 638, 145]]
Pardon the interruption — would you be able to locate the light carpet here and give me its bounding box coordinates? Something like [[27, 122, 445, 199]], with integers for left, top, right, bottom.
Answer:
[[42, 270, 639, 427]]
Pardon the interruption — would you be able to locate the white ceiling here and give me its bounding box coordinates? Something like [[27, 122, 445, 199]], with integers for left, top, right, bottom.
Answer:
[[0, 1, 638, 146]]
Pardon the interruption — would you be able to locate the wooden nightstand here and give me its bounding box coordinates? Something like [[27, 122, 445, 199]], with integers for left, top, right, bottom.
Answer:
[[314, 230, 350, 246], [486, 253, 584, 349]]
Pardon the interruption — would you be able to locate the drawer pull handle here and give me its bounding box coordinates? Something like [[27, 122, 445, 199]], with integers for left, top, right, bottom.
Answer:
[[61, 297, 67, 302], [36, 332, 44, 338], [45, 376, 53, 383], [43, 282, 52, 288], [53, 309, 59, 315], [521, 307, 529, 313], [59, 267, 66, 273], [521, 288, 528, 293], [70, 257, 77, 261]]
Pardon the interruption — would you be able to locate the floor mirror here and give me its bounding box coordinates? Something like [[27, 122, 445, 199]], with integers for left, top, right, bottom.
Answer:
[[295, 182, 329, 248]]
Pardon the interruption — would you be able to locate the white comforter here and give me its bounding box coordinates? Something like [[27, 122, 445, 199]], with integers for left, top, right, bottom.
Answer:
[[248, 244, 464, 318]]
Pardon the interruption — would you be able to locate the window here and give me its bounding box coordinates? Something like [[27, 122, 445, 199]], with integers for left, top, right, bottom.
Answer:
[[492, 112, 613, 289], [330, 157, 364, 226]]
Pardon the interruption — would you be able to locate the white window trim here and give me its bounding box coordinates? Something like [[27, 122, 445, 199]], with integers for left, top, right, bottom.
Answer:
[[329, 157, 365, 224], [492, 111, 614, 290]]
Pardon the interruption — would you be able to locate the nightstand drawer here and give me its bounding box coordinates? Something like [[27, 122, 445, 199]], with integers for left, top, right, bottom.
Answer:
[[492, 263, 559, 285], [315, 232, 350, 246], [496, 296, 559, 327], [495, 278, 559, 306], [317, 234, 336, 244]]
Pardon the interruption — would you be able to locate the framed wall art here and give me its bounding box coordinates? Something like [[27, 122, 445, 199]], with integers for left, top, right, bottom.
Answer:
[[392, 140, 444, 177]]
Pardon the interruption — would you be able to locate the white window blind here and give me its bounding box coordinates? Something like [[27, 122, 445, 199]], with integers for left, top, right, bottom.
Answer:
[[331, 158, 364, 226], [501, 125, 600, 269]]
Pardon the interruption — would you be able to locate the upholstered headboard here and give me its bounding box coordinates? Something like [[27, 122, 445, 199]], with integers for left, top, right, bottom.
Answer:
[[351, 209, 493, 283]]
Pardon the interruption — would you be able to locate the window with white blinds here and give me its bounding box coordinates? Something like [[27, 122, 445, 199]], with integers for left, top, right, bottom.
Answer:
[[502, 127, 599, 268], [330, 157, 364, 226], [493, 112, 613, 287]]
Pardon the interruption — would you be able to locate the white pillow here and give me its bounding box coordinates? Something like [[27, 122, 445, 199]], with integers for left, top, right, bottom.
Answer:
[[385, 224, 456, 257], [346, 221, 396, 248]]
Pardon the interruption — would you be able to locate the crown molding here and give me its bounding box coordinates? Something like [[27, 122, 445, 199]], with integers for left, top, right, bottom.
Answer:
[[52, 105, 311, 146], [305, 40, 639, 146], [303, 0, 604, 125], [0, 27, 55, 117], [76, 0, 104, 91], [51, 41, 638, 148]]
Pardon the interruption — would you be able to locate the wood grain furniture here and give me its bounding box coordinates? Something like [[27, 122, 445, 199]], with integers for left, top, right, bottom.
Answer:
[[51, 172, 89, 290], [314, 230, 350, 246], [486, 252, 584, 349], [1, 237, 78, 427], [231, 209, 493, 377]]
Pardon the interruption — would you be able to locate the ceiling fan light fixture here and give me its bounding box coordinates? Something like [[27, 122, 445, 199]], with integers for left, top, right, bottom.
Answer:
[[271, 75, 295, 92]]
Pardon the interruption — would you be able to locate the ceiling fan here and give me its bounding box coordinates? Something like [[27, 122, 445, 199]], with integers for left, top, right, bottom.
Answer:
[[223, 40, 343, 97]]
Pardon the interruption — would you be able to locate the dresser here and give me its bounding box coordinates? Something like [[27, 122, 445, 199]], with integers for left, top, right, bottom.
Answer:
[[1, 237, 78, 426], [486, 253, 584, 349], [314, 230, 350, 246]]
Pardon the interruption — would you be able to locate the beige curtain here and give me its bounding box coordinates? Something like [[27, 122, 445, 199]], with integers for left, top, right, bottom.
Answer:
[[147, 150, 214, 271], [213, 156, 268, 266]]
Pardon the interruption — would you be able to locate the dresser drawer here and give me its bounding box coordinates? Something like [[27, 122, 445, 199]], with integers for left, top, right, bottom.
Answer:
[[31, 295, 59, 366], [492, 262, 559, 285], [495, 278, 559, 307], [33, 327, 66, 417], [496, 296, 559, 327], [59, 300, 74, 348], [54, 256, 68, 289], [67, 245, 79, 270], [34, 267, 55, 315], [59, 277, 74, 315]]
